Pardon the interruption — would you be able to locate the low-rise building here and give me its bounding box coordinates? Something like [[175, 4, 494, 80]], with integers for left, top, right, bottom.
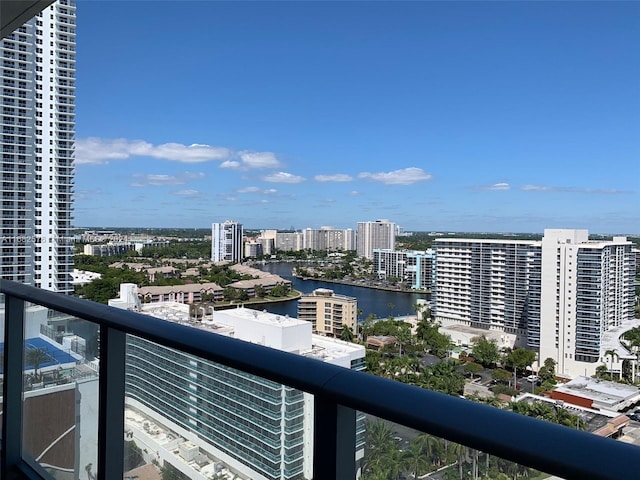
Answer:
[[297, 288, 357, 337]]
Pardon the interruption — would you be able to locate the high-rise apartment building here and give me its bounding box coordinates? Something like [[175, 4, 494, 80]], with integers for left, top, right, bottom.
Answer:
[[275, 231, 303, 252], [0, 0, 75, 292], [297, 288, 358, 337], [211, 220, 243, 263], [356, 219, 396, 260], [433, 238, 541, 345], [432, 230, 636, 377], [302, 227, 356, 252], [539, 229, 636, 377], [373, 249, 434, 290]]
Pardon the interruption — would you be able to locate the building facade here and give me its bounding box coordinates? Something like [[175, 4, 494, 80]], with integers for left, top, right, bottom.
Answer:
[[539, 229, 636, 377], [433, 238, 540, 345], [297, 288, 358, 337], [211, 220, 243, 263], [110, 287, 365, 480], [275, 231, 303, 252], [373, 249, 434, 290], [432, 230, 636, 377], [356, 220, 396, 260], [0, 0, 75, 292], [302, 227, 356, 252]]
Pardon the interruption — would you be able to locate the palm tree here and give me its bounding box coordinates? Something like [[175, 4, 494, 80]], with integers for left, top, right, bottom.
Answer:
[[340, 325, 355, 343], [402, 439, 430, 479], [449, 442, 467, 480], [25, 347, 52, 382], [605, 349, 618, 377]]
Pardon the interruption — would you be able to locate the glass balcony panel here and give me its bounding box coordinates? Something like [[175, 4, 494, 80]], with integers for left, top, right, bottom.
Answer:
[[360, 415, 553, 480], [125, 334, 308, 480], [21, 306, 99, 480]]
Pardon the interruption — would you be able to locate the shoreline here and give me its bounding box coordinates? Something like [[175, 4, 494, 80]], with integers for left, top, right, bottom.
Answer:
[[292, 273, 430, 294], [214, 290, 303, 309]]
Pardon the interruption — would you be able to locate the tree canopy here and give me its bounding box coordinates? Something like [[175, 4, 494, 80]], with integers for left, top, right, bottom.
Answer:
[[471, 335, 501, 367]]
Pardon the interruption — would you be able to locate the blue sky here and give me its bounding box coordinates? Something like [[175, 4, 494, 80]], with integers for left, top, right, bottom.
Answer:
[[74, 1, 639, 233]]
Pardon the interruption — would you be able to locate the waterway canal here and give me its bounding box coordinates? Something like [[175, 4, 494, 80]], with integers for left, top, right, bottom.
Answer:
[[255, 262, 430, 320]]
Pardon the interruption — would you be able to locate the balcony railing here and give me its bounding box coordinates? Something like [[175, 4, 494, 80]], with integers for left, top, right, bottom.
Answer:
[[1, 279, 640, 480]]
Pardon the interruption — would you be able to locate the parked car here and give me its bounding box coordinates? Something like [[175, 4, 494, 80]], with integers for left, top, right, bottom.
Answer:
[[526, 375, 539, 383]]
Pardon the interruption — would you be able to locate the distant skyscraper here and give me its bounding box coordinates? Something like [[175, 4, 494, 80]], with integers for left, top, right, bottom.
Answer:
[[0, 0, 76, 292], [302, 227, 355, 252], [356, 220, 396, 259], [211, 221, 243, 263]]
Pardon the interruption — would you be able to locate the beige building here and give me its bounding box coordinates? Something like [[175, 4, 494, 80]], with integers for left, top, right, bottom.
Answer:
[[297, 288, 357, 337]]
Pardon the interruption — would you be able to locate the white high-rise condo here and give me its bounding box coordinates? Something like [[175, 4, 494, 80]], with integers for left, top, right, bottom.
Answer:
[[432, 230, 636, 378], [0, 0, 75, 292], [211, 220, 243, 263], [356, 219, 397, 260], [539, 230, 636, 378]]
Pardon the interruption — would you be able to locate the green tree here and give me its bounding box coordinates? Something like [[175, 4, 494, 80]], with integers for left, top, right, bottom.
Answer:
[[340, 325, 355, 343], [463, 362, 483, 379], [25, 347, 52, 381], [604, 349, 618, 375], [471, 336, 501, 367], [503, 347, 537, 374], [492, 368, 512, 384], [403, 436, 432, 479]]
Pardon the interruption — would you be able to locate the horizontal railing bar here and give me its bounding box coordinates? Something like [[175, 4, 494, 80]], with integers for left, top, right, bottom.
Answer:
[[2, 280, 639, 479]]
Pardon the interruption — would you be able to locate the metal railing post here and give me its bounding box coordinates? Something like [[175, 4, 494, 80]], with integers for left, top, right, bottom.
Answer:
[[97, 326, 125, 480], [1, 294, 25, 473], [313, 396, 356, 479]]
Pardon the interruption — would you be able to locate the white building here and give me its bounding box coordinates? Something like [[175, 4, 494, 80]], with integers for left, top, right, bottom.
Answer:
[[302, 227, 356, 252], [539, 229, 636, 378], [432, 230, 637, 377], [356, 220, 396, 260], [373, 249, 434, 290], [0, 0, 75, 292], [275, 231, 303, 252], [211, 220, 243, 263], [110, 284, 365, 480]]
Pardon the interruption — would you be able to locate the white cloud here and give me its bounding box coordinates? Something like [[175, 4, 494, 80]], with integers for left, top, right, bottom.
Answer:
[[521, 185, 631, 194], [138, 174, 185, 186], [314, 174, 353, 182], [239, 151, 281, 169], [132, 171, 207, 187], [173, 189, 200, 196], [263, 189, 278, 195], [220, 160, 241, 169], [183, 172, 206, 179], [470, 182, 511, 191], [237, 186, 261, 193], [262, 172, 305, 184], [76, 137, 230, 165], [348, 190, 362, 196], [358, 167, 432, 185], [521, 184, 552, 191]]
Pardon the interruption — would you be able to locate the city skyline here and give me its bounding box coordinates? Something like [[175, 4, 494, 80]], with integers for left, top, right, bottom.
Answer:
[[75, 1, 639, 233]]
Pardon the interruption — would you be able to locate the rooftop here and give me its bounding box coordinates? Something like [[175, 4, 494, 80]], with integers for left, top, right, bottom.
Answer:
[[554, 376, 640, 411]]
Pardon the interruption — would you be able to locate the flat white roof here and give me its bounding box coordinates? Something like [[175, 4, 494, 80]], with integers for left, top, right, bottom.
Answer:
[[137, 302, 363, 365], [555, 376, 640, 410]]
